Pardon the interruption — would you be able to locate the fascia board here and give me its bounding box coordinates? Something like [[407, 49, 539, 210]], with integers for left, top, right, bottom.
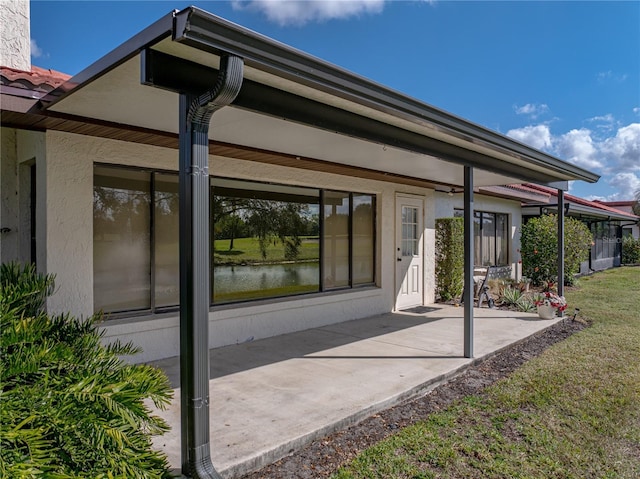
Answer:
[[173, 6, 600, 184], [40, 12, 175, 109]]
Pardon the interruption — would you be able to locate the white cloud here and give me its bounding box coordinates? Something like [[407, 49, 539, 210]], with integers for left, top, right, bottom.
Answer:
[[634, 107, 640, 114], [597, 70, 628, 83], [555, 128, 603, 171], [506, 124, 552, 151], [514, 103, 549, 119], [601, 123, 640, 172], [507, 121, 640, 180], [588, 113, 615, 123], [231, 0, 386, 26], [603, 172, 640, 201], [30, 38, 44, 58]]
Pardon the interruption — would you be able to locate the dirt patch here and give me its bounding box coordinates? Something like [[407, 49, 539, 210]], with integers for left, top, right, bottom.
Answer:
[[240, 318, 587, 479]]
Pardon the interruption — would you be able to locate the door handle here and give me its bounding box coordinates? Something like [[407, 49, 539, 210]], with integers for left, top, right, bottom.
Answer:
[[397, 257, 402, 262]]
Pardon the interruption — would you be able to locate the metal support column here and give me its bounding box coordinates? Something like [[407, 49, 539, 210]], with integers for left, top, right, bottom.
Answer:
[[179, 55, 243, 479], [557, 189, 565, 298], [463, 166, 474, 358]]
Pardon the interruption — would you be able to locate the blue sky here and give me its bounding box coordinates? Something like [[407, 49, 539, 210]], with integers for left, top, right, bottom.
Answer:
[[29, 1, 640, 201]]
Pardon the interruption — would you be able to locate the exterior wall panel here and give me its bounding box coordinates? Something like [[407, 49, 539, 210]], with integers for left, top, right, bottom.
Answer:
[[37, 132, 436, 363]]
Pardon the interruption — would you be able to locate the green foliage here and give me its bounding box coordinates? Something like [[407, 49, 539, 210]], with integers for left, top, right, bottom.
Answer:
[[622, 236, 640, 264], [0, 262, 173, 478], [521, 214, 592, 286], [499, 286, 537, 312], [499, 285, 522, 306], [435, 218, 464, 301]]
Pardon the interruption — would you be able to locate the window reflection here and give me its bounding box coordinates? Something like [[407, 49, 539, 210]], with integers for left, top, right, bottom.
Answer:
[[323, 191, 350, 289], [212, 178, 320, 303], [154, 174, 180, 308], [93, 167, 377, 314], [94, 167, 151, 312], [353, 195, 375, 284]]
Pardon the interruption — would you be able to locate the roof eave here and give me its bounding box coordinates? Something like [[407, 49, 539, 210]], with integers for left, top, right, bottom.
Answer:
[[39, 6, 599, 185], [171, 7, 599, 184], [40, 11, 176, 108]]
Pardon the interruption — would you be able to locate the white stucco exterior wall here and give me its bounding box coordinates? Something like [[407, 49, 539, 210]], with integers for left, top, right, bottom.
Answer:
[[0, 0, 31, 71], [40, 131, 94, 318], [16, 129, 45, 267], [36, 132, 437, 362], [0, 128, 20, 262]]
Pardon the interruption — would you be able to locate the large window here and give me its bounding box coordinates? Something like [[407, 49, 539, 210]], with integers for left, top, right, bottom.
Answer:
[[94, 167, 179, 313], [591, 220, 621, 260], [93, 166, 376, 314], [456, 210, 509, 266]]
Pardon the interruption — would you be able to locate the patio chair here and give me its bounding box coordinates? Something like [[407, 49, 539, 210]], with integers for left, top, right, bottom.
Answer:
[[461, 265, 498, 308]]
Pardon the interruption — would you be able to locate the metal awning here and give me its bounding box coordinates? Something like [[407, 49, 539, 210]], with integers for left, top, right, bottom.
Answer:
[[522, 203, 638, 221], [39, 6, 599, 189]]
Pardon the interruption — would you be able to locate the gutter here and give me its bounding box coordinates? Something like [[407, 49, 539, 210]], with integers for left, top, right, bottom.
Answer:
[[39, 6, 598, 185], [172, 7, 599, 184]]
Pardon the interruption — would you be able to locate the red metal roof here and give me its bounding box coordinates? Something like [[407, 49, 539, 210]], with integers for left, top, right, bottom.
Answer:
[[524, 183, 639, 219], [1, 65, 71, 94], [595, 200, 636, 207]]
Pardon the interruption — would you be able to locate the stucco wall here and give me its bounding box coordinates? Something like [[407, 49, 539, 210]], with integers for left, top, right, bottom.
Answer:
[[0, 128, 19, 262], [38, 132, 437, 362], [0, 0, 31, 71], [38, 131, 94, 318]]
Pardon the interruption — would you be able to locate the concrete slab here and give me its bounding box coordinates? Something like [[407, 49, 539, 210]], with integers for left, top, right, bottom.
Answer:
[[149, 305, 561, 478]]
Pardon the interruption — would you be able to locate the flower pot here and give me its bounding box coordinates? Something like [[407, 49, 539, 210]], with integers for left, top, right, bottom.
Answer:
[[537, 304, 557, 320]]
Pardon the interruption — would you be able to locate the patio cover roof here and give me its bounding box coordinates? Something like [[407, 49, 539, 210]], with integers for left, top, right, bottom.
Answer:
[[29, 7, 598, 190]]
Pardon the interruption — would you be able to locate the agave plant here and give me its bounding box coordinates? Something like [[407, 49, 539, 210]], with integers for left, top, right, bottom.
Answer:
[[500, 285, 524, 306], [0, 262, 173, 478]]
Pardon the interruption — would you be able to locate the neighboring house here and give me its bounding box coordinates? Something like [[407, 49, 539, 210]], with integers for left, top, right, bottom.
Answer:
[[520, 184, 639, 273], [595, 200, 640, 240], [1, 4, 599, 363], [434, 184, 640, 280]]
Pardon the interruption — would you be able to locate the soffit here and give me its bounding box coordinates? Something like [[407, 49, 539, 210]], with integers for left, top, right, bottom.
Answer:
[[44, 53, 492, 187], [44, 21, 596, 189]]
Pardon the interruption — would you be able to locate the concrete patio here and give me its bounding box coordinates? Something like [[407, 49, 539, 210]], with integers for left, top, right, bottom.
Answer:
[[149, 305, 562, 478]]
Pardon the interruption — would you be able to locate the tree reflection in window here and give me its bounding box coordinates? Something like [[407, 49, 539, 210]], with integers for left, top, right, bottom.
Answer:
[[212, 179, 320, 303]]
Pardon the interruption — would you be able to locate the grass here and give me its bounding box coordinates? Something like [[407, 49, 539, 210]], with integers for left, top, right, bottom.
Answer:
[[333, 266, 640, 479], [213, 236, 319, 265]]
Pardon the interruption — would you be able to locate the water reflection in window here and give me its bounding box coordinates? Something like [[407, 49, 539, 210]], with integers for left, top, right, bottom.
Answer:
[[212, 178, 320, 303]]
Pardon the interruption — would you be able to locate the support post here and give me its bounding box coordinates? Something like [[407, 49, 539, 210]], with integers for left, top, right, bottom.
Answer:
[[557, 189, 565, 299], [463, 166, 474, 358], [179, 55, 243, 479]]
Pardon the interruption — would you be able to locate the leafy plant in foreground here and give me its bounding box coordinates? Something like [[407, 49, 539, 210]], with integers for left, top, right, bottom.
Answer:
[[0, 262, 174, 478]]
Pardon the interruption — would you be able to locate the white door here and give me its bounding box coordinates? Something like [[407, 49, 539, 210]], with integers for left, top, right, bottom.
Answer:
[[395, 195, 424, 310]]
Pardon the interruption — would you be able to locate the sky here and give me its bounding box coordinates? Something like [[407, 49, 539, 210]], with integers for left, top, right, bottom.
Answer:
[[28, 1, 640, 201]]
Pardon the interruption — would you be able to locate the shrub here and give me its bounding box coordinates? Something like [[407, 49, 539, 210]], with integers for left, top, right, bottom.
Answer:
[[622, 236, 640, 264], [500, 285, 523, 306], [0, 262, 173, 478], [435, 218, 464, 301], [521, 214, 592, 286]]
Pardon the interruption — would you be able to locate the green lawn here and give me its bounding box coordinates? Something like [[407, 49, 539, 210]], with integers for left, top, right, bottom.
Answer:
[[333, 267, 640, 479], [213, 236, 319, 265]]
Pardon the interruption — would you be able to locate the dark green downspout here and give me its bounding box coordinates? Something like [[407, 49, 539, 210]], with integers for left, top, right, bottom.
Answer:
[[179, 55, 244, 479], [463, 166, 474, 358], [557, 189, 565, 299]]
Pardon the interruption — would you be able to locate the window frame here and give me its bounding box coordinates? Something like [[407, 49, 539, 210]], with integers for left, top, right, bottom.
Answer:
[[455, 209, 510, 267], [93, 164, 377, 316]]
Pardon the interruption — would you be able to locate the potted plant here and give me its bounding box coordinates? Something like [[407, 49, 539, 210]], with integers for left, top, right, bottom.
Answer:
[[533, 291, 567, 319]]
